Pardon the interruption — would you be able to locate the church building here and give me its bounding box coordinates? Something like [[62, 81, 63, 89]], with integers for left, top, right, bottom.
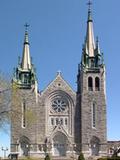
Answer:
[[11, 2, 108, 159]]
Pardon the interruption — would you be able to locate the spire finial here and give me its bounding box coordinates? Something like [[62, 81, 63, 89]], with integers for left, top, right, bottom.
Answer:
[[24, 23, 30, 44], [87, 0, 92, 21], [95, 36, 101, 55], [87, 0, 92, 12], [57, 70, 61, 75], [96, 36, 99, 45], [24, 23, 30, 32]]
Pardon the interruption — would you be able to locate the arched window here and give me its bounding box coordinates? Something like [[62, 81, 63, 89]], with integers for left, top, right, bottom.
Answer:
[[95, 77, 100, 91], [92, 103, 96, 128], [88, 77, 93, 91], [65, 118, 68, 125], [51, 118, 54, 125], [22, 100, 26, 128]]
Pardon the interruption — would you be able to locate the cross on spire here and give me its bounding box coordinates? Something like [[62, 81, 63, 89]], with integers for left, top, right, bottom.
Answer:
[[24, 23, 30, 32], [87, 0, 92, 12], [57, 70, 61, 75]]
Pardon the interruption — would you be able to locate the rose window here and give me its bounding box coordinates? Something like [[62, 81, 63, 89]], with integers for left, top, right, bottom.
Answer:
[[52, 99, 67, 112]]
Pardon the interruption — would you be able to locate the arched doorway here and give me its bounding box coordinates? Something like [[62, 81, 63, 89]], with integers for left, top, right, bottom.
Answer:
[[53, 132, 68, 156], [19, 136, 30, 156], [90, 136, 100, 156]]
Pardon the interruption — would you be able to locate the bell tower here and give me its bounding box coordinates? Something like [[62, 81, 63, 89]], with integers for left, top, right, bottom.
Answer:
[[12, 24, 37, 91], [11, 25, 38, 156], [77, 1, 107, 157]]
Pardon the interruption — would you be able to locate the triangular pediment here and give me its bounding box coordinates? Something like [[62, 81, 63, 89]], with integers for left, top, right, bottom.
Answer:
[[41, 72, 75, 97], [49, 124, 71, 141]]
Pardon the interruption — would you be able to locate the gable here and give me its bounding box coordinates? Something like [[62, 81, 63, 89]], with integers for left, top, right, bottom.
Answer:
[[40, 72, 76, 99]]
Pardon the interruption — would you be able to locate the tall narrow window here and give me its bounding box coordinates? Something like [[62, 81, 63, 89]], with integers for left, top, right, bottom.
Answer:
[[92, 103, 96, 128], [65, 118, 68, 125], [95, 77, 100, 91], [60, 118, 63, 125], [22, 100, 26, 128], [88, 77, 93, 91], [51, 118, 54, 125], [56, 118, 59, 125]]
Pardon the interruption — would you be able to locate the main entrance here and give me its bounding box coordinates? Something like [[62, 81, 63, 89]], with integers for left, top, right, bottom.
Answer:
[[90, 136, 100, 156], [53, 132, 68, 156], [19, 136, 30, 156]]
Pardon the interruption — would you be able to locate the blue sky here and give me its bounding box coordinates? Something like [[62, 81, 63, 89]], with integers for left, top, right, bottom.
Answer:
[[0, 0, 120, 157]]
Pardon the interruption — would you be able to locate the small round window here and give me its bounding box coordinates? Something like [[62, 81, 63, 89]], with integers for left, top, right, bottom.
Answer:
[[52, 99, 67, 112]]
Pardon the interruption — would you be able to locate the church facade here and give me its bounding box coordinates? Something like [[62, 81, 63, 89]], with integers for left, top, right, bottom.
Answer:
[[11, 4, 108, 159]]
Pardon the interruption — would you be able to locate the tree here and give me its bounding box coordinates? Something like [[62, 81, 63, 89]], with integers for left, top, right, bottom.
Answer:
[[11, 82, 37, 128], [0, 73, 11, 130], [0, 72, 36, 131], [78, 153, 85, 160]]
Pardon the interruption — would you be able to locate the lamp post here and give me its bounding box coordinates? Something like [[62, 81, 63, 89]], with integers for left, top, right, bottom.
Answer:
[[1, 147, 8, 159]]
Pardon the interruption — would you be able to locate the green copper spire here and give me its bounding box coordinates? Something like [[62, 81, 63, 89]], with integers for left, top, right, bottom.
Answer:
[[21, 24, 31, 70], [85, 0, 95, 57], [12, 24, 38, 90], [80, 1, 104, 70]]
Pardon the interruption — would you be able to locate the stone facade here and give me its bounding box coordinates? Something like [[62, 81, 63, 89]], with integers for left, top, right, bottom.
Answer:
[[77, 66, 107, 157], [11, 73, 76, 158], [10, 4, 112, 159]]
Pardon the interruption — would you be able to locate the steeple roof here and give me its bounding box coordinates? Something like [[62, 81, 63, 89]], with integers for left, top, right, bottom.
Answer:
[[21, 30, 31, 70], [85, 4, 95, 57]]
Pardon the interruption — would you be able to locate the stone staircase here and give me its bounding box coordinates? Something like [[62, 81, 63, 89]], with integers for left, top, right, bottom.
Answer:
[[52, 156, 72, 160], [40, 156, 100, 160], [87, 156, 100, 160], [51, 156, 99, 160]]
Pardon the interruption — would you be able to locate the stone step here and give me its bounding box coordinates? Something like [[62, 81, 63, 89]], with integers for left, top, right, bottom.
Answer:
[[52, 156, 70, 160], [87, 156, 100, 160], [52, 159, 69, 160], [52, 159, 70, 160]]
